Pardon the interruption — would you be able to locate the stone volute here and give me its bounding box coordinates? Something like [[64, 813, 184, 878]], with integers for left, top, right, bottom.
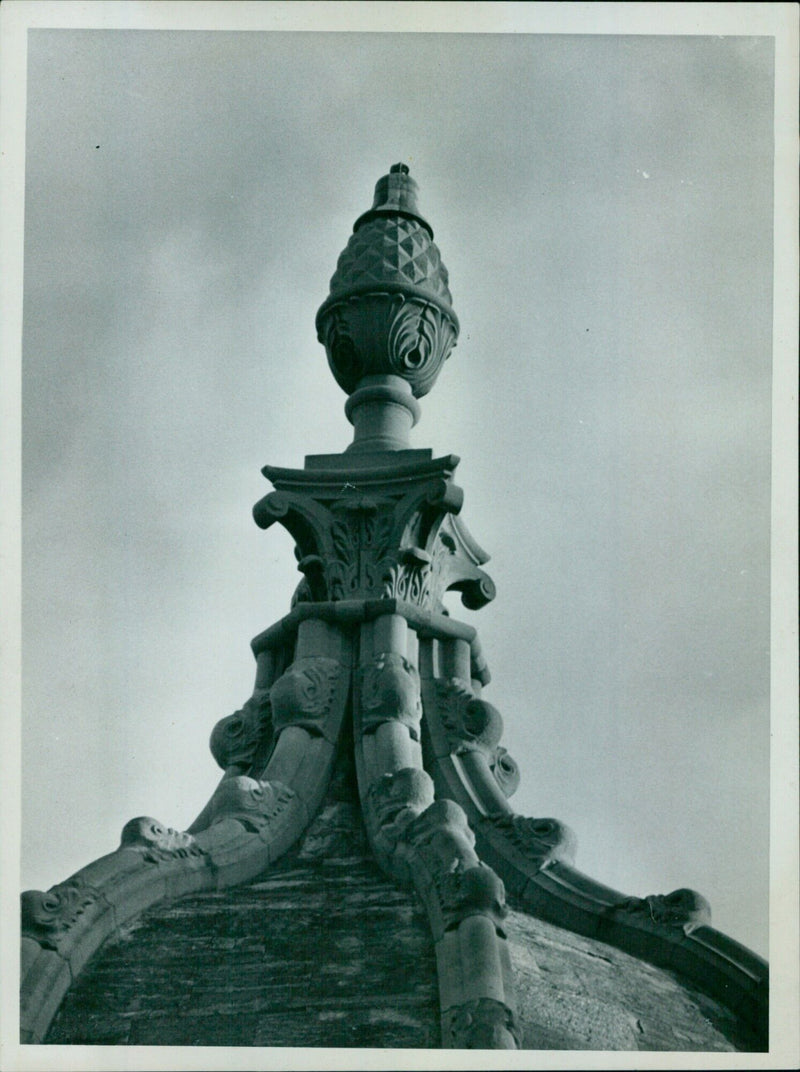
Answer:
[[316, 163, 460, 453]]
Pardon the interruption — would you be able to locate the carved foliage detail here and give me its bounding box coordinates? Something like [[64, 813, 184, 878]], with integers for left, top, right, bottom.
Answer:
[[119, 817, 207, 863], [383, 557, 433, 606], [445, 998, 521, 1050], [21, 879, 103, 951], [402, 800, 508, 932], [482, 813, 577, 869], [431, 678, 504, 755], [210, 689, 273, 771], [270, 657, 341, 733], [438, 863, 508, 933], [319, 293, 456, 398], [382, 515, 493, 613], [366, 767, 435, 850], [359, 652, 422, 735], [404, 798, 476, 866], [615, 887, 712, 931], [326, 500, 395, 601], [205, 776, 297, 835], [386, 299, 456, 392]]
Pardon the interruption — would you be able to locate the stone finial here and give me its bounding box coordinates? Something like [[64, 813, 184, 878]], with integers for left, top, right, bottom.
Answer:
[[315, 165, 460, 451]]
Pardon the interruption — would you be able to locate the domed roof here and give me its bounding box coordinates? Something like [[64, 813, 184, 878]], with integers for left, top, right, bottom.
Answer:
[[43, 792, 750, 1051]]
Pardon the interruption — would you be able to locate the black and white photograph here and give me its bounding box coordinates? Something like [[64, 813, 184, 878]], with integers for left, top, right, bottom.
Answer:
[[1, 2, 797, 1068]]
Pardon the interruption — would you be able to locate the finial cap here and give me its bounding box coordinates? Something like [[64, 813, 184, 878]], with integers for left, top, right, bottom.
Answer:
[[353, 162, 433, 238]]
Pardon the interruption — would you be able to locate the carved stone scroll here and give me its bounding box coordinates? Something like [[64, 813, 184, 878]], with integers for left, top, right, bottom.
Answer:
[[613, 887, 712, 932], [489, 746, 520, 798], [119, 818, 207, 863], [209, 690, 273, 772], [21, 879, 104, 954], [478, 813, 578, 873], [359, 651, 422, 736], [443, 998, 521, 1050], [418, 661, 518, 814], [428, 677, 504, 756], [269, 657, 341, 737]]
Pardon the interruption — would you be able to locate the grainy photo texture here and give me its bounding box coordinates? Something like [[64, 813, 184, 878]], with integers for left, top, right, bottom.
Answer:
[[13, 18, 789, 1063]]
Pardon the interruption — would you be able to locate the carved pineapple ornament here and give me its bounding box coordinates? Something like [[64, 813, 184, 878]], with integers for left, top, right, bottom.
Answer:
[[316, 164, 460, 403]]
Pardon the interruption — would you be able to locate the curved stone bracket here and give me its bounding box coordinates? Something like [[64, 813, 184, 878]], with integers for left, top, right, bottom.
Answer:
[[418, 651, 518, 811], [424, 677, 504, 758], [270, 656, 343, 739], [209, 690, 274, 773], [412, 635, 767, 1048], [358, 767, 521, 1050], [21, 620, 354, 1045], [353, 610, 521, 1053]]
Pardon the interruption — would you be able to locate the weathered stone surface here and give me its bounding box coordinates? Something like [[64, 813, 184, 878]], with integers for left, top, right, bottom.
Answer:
[[505, 908, 741, 1051], [44, 803, 749, 1050], [45, 803, 440, 1048], [316, 164, 459, 401], [30, 167, 766, 1053]]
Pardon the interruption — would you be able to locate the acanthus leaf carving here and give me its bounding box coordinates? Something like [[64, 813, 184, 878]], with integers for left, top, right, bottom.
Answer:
[[382, 549, 433, 606], [386, 298, 456, 389], [325, 498, 395, 600], [444, 998, 521, 1050], [359, 651, 422, 736], [417, 513, 495, 612], [204, 775, 297, 835], [319, 292, 456, 398], [328, 514, 359, 599], [430, 678, 504, 756], [269, 657, 341, 734], [21, 878, 104, 952]]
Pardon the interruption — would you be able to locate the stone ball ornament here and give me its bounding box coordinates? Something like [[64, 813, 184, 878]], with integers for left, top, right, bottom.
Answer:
[[316, 164, 460, 398]]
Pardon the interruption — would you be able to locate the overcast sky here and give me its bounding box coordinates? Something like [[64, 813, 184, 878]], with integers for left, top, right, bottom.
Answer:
[[18, 27, 776, 958]]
